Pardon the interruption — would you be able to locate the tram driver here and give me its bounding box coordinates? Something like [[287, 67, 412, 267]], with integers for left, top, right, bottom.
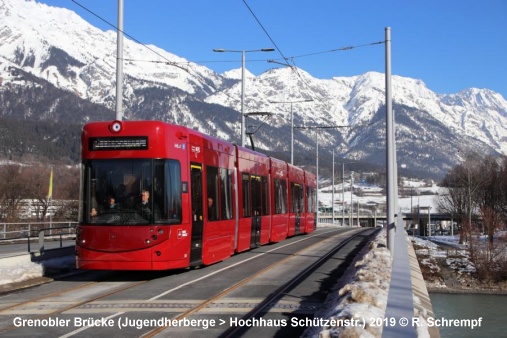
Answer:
[[137, 190, 159, 221]]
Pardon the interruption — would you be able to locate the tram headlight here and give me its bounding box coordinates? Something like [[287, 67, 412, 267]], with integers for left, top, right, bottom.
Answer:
[[109, 120, 123, 133], [145, 239, 151, 244]]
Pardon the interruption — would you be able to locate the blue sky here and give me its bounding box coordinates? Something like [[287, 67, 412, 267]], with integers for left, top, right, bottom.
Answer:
[[39, 0, 506, 98]]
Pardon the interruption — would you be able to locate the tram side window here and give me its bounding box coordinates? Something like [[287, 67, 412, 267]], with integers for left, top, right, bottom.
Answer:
[[299, 184, 305, 213], [206, 166, 220, 221], [274, 179, 287, 215], [242, 173, 251, 217], [290, 182, 295, 212], [220, 168, 233, 220], [191, 165, 203, 222], [307, 186, 316, 213], [251, 176, 261, 216], [291, 183, 302, 214], [261, 176, 269, 216], [155, 159, 182, 224]]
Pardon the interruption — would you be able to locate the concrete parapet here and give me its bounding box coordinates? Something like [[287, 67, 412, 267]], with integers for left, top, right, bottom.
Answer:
[[407, 234, 441, 338], [383, 219, 440, 338]]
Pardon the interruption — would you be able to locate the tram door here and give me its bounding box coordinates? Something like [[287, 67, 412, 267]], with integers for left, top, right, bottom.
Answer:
[[292, 183, 302, 235], [190, 164, 204, 266], [250, 176, 261, 248]]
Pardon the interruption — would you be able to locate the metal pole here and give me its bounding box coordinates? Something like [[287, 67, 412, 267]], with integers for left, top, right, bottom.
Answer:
[[316, 132, 319, 222], [290, 103, 294, 164], [357, 200, 359, 227], [410, 186, 414, 230], [350, 172, 353, 226], [428, 207, 432, 237], [270, 99, 312, 164], [385, 27, 394, 253], [214, 48, 273, 146], [115, 0, 124, 121], [241, 51, 246, 147], [342, 163, 345, 226], [332, 149, 335, 224]]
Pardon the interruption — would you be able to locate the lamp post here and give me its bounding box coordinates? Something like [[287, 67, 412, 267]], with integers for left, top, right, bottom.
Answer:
[[269, 99, 313, 164], [294, 123, 352, 227], [350, 172, 354, 226], [332, 158, 352, 226], [342, 163, 345, 226], [115, 0, 124, 121], [337, 161, 353, 226], [332, 149, 335, 224], [213, 48, 274, 147]]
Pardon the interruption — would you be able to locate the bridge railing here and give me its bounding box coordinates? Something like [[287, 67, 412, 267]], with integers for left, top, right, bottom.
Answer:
[[0, 222, 77, 241], [317, 212, 387, 226]]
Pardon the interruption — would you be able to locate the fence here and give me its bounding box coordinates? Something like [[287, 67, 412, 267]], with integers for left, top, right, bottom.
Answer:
[[0, 221, 78, 241], [317, 211, 387, 226]]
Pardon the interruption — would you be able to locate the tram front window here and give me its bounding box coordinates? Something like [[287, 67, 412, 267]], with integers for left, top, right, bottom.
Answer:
[[82, 159, 182, 225]]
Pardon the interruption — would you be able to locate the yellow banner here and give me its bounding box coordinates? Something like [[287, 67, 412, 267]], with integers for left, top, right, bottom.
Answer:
[[47, 168, 53, 199]]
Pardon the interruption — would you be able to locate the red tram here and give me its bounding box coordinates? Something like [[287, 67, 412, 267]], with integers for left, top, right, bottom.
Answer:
[[76, 120, 316, 270]]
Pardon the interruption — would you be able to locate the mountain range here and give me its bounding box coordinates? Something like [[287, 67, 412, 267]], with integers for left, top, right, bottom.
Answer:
[[1, 0, 507, 179]]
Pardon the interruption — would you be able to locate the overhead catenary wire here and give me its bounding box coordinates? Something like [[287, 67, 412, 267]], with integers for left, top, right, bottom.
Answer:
[[286, 40, 385, 60], [68, 0, 385, 111], [123, 40, 385, 73], [239, 2, 383, 98], [70, 0, 204, 80], [71, 0, 385, 69], [72, 1, 384, 78], [241, 0, 291, 68], [241, 0, 314, 95], [69, 0, 272, 120], [63, 1, 381, 146]]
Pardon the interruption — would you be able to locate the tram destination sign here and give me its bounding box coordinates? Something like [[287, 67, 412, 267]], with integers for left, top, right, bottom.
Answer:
[[89, 136, 148, 150]]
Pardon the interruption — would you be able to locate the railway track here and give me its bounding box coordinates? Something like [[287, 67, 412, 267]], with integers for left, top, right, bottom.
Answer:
[[0, 227, 377, 337]]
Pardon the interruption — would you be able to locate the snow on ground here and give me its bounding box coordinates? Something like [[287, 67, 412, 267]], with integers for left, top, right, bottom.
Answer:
[[304, 230, 393, 338], [0, 255, 43, 286], [318, 181, 444, 214], [303, 232, 469, 337], [0, 254, 74, 286], [411, 235, 477, 290], [413, 235, 475, 272]]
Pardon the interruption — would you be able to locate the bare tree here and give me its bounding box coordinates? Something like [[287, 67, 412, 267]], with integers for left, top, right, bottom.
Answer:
[[480, 206, 502, 246], [0, 165, 29, 222], [439, 153, 485, 244], [0, 163, 80, 222], [22, 165, 52, 221], [499, 156, 507, 222], [53, 165, 80, 220], [475, 156, 504, 243]]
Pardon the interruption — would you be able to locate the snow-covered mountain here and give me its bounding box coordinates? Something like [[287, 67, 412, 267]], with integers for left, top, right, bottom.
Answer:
[[1, 0, 507, 178]]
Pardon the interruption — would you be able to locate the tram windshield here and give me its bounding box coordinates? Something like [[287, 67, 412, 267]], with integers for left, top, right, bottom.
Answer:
[[81, 159, 182, 225]]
